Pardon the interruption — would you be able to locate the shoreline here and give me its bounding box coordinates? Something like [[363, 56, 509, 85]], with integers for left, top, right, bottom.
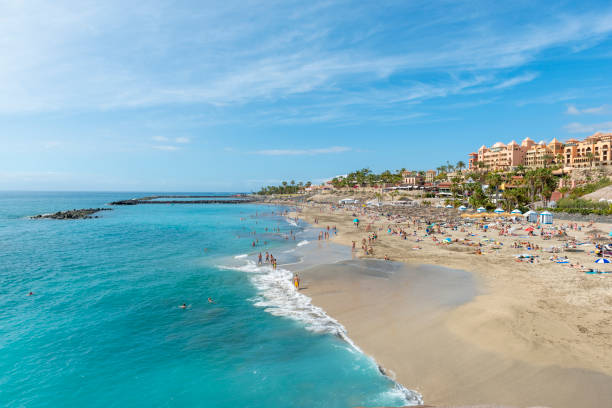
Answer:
[[221, 211, 424, 406], [287, 202, 612, 407]]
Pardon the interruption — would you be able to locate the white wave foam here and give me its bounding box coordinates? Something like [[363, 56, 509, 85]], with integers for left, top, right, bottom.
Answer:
[[220, 260, 360, 348], [285, 218, 299, 227], [381, 383, 423, 406], [234, 254, 248, 259], [220, 258, 423, 406], [296, 240, 309, 247]]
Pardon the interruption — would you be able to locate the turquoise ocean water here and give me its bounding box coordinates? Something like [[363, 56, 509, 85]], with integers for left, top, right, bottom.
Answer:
[[0, 192, 419, 407]]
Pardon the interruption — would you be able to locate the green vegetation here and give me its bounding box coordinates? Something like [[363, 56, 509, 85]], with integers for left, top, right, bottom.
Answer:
[[330, 168, 404, 188], [257, 180, 311, 195], [545, 197, 612, 215], [567, 177, 612, 199], [449, 167, 558, 211]]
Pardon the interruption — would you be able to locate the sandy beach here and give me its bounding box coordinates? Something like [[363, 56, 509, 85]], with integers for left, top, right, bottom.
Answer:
[[290, 203, 612, 407]]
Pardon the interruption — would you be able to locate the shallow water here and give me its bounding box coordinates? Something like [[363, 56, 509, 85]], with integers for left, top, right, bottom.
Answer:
[[0, 192, 419, 407]]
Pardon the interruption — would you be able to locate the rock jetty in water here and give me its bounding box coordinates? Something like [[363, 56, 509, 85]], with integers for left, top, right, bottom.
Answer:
[[109, 195, 255, 205], [31, 208, 112, 220]]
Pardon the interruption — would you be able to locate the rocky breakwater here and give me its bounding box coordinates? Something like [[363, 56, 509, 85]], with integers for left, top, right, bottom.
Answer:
[[30, 208, 112, 220], [110, 196, 256, 205]]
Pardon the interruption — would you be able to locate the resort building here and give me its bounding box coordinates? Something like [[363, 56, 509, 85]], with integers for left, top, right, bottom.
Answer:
[[522, 138, 564, 168], [469, 135, 581, 170], [402, 171, 424, 186], [425, 170, 437, 183], [563, 132, 612, 167], [473, 139, 531, 171]]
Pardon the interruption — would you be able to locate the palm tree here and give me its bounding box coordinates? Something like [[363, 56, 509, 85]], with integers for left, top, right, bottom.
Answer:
[[541, 154, 553, 169], [456, 160, 466, 172], [586, 152, 595, 168], [486, 173, 503, 203]]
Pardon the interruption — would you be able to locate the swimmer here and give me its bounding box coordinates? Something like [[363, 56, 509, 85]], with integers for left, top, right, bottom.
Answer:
[[208, 297, 215, 304], [180, 303, 187, 309], [28, 291, 34, 296]]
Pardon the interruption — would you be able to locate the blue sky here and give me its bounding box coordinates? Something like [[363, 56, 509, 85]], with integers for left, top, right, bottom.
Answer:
[[2, 0, 612, 191]]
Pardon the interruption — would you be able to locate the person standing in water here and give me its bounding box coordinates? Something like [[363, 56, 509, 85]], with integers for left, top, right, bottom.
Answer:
[[293, 274, 300, 290]]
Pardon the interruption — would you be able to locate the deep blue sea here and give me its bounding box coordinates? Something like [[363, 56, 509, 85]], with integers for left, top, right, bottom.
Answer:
[[0, 192, 419, 408]]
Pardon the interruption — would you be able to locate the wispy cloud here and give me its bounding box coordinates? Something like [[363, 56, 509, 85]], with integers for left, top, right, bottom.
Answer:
[[565, 121, 612, 133], [493, 72, 538, 90], [566, 104, 608, 115], [152, 145, 180, 151], [151, 136, 189, 150], [2, 1, 612, 121], [254, 146, 351, 156]]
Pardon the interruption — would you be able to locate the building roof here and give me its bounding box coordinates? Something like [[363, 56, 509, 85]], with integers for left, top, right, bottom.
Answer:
[[492, 142, 506, 148], [507, 140, 518, 146], [478, 145, 487, 151], [549, 137, 561, 144]]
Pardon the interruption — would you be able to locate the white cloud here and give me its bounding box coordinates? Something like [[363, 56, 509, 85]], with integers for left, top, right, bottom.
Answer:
[[566, 104, 580, 115], [1, 1, 612, 118], [566, 104, 608, 115], [254, 146, 351, 155], [565, 121, 612, 133], [152, 136, 169, 142], [583, 106, 606, 114], [175, 137, 190, 144], [152, 145, 180, 151], [492, 72, 538, 90]]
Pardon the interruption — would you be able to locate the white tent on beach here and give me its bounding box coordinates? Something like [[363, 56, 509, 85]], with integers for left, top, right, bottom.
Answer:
[[524, 210, 538, 223], [511, 209, 522, 215], [338, 198, 358, 205], [539, 211, 553, 224], [476, 207, 486, 213], [494, 207, 504, 214], [458, 205, 467, 211]]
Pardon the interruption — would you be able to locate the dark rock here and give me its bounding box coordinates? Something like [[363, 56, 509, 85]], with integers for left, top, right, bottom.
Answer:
[[30, 208, 112, 220]]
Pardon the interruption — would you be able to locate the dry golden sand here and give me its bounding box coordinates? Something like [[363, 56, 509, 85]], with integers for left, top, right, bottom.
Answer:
[[291, 204, 612, 408]]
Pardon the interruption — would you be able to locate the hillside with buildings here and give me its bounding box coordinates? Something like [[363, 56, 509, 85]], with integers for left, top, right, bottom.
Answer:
[[257, 132, 612, 215]]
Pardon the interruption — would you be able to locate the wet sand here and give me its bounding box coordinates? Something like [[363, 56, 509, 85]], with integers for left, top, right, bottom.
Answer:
[[297, 255, 612, 408]]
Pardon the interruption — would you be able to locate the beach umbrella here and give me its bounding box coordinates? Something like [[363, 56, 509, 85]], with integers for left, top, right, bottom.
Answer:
[[476, 207, 486, 213], [511, 209, 522, 215], [595, 258, 610, 264], [445, 204, 453, 208], [525, 226, 534, 232], [494, 208, 504, 214], [458, 205, 467, 211], [443, 237, 452, 243], [353, 218, 359, 223]]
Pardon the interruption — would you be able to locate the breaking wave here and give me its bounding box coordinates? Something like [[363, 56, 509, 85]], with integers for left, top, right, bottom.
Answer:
[[219, 256, 423, 406]]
